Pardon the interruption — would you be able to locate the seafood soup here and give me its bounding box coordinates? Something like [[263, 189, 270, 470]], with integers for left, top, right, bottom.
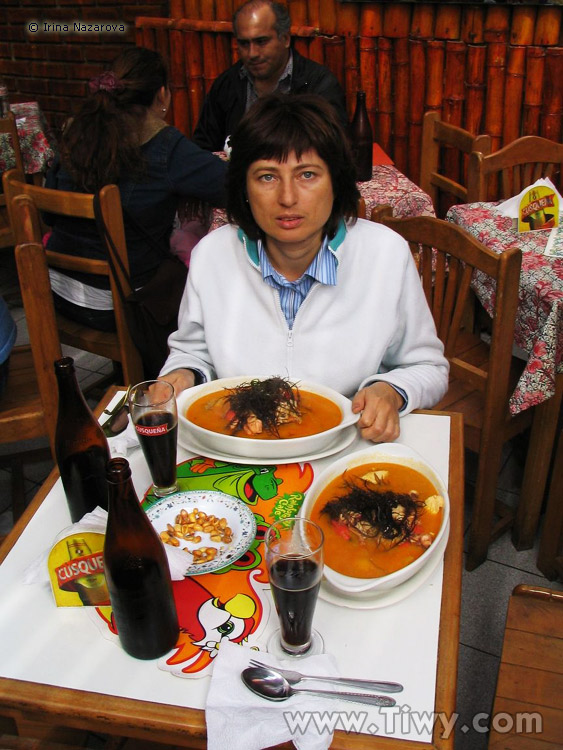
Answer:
[[186, 377, 342, 440], [310, 462, 445, 578]]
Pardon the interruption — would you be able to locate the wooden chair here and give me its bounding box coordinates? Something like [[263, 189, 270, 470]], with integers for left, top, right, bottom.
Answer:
[[420, 111, 491, 218], [0, 237, 62, 524], [489, 584, 563, 749], [467, 135, 563, 203], [371, 206, 534, 570], [0, 112, 25, 248], [537, 426, 563, 581], [3, 170, 143, 386]]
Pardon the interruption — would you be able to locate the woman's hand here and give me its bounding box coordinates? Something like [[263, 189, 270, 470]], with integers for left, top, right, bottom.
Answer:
[[352, 382, 404, 443], [158, 368, 197, 397]]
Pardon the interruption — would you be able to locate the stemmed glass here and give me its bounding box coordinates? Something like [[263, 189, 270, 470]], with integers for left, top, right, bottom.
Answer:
[[265, 517, 324, 658]]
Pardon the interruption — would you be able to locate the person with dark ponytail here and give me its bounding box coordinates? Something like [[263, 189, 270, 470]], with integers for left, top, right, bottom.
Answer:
[[45, 46, 227, 332]]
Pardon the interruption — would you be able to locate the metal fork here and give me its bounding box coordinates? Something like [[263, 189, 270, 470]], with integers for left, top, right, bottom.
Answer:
[[249, 658, 403, 693]]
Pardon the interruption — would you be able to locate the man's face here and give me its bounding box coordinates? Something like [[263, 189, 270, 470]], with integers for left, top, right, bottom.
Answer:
[[235, 4, 290, 85]]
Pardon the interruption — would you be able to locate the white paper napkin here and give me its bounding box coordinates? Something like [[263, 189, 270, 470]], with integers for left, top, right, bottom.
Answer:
[[23, 507, 188, 584], [495, 176, 563, 218], [206, 641, 341, 750]]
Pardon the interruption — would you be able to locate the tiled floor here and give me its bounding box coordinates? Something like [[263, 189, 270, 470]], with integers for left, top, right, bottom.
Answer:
[[1, 249, 561, 750]]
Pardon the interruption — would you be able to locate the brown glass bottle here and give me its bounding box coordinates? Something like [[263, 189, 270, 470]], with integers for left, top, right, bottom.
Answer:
[[349, 91, 373, 182], [104, 457, 179, 659], [54, 357, 110, 523]]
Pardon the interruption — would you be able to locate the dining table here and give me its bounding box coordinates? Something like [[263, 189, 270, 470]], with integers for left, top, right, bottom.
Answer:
[[446, 201, 563, 551], [0, 101, 56, 179], [0, 387, 463, 749]]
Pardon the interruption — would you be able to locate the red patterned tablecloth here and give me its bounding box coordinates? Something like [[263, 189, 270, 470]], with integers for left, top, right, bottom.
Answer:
[[447, 202, 563, 414], [0, 101, 55, 175], [211, 164, 435, 230]]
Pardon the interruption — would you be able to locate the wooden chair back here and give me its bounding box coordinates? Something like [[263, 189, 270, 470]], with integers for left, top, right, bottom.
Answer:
[[0, 112, 25, 248], [420, 111, 491, 217], [3, 170, 143, 386], [467, 135, 563, 203], [371, 205, 529, 569]]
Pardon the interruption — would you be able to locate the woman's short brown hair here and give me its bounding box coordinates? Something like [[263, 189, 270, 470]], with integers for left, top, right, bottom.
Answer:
[[227, 93, 360, 240]]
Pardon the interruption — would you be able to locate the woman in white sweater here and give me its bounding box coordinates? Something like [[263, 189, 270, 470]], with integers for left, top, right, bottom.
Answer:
[[160, 94, 448, 442]]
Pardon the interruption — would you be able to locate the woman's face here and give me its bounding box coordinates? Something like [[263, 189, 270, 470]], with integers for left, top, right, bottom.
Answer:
[[245, 149, 334, 279]]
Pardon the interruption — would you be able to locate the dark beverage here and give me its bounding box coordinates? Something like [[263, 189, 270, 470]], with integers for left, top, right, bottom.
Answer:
[[134, 410, 177, 490], [349, 90, 373, 182], [104, 458, 179, 659], [54, 357, 110, 522], [269, 556, 322, 651]]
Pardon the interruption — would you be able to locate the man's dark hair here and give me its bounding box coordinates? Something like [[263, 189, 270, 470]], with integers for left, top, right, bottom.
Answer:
[[227, 93, 360, 241], [233, 0, 291, 38]]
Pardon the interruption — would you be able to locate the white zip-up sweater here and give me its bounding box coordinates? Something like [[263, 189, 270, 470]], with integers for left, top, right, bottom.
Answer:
[[163, 219, 449, 414]]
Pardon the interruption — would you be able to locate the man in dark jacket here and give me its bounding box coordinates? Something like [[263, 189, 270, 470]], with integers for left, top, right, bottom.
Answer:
[[192, 0, 347, 152]]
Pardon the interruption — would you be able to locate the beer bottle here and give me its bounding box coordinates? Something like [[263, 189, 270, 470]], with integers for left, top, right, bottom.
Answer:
[[54, 357, 110, 523], [349, 91, 373, 182], [104, 457, 179, 659]]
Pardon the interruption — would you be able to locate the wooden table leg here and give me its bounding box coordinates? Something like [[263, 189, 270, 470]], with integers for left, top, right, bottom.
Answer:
[[513, 374, 563, 550]]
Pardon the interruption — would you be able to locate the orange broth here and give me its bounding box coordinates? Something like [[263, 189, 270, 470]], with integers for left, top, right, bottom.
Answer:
[[310, 462, 444, 578], [186, 389, 342, 440]]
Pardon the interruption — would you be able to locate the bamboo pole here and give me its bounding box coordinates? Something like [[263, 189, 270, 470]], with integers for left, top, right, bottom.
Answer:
[[502, 46, 526, 146], [183, 0, 200, 17], [137, 17, 233, 33], [383, 3, 411, 39], [202, 33, 219, 92], [484, 42, 507, 153], [186, 30, 205, 133], [360, 4, 383, 38], [542, 47, 563, 143], [289, 0, 308, 27], [318, 0, 336, 35], [510, 6, 536, 46], [523, 46, 545, 136], [461, 6, 484, 44], [169, 29, 190, 136], [425, 40, 445, 113], [377, 36, 393, 156], [534, 7, 562, 46], [169, 0, 183, 18], [464, 44, 486, 136], [360, 36, 377, 137], [442, 41, 466, 195], [294, 37, 309, 57], [484, 6, 510, 43], [308, 36, 324, 65], [344, 37, 359, 121], [434, 5, 461, 41], [410, 4, 435, 40], [324, 36, 345, 89], [216, 32, 231, 72], [337, 2, 360, 37], [135, 26, 144, 46], [215, 0, 233, 21], [408, 38, 425, 183], [307, 0, 320, 29], [393, 37, 409, 174]]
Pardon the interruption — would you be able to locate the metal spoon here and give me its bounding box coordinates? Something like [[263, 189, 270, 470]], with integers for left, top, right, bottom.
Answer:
[[241, 666, 396, 707], [248, 658, 403, 693]]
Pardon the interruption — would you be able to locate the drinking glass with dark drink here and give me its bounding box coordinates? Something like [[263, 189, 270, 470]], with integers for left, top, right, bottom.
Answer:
[[129, 380, 178, 497], [265, 517, 324, 658]]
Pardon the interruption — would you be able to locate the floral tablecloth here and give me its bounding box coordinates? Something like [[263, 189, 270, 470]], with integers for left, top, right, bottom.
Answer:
[[0, 101, 56, 175], [447, 202, 563, 414], [211, 164, 435, 231]]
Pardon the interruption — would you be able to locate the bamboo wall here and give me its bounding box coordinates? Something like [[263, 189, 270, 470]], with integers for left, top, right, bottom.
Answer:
[[136, 1, 562, 185]]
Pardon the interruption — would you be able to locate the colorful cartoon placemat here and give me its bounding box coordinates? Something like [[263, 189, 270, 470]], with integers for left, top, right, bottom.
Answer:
[[92, 456, 315, 677]]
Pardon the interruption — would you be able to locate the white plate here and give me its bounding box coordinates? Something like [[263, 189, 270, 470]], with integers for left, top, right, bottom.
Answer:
[[146, 490, 256, 575], [177, 377, 359, 462], [318, 519, 449, 610], [179, 424, 359, 465]]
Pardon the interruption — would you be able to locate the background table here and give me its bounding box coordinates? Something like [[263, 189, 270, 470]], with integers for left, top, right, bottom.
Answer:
[[0, 102, 55, 177], [0, 391, 463, 750], [446, 201, 563, 550]]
